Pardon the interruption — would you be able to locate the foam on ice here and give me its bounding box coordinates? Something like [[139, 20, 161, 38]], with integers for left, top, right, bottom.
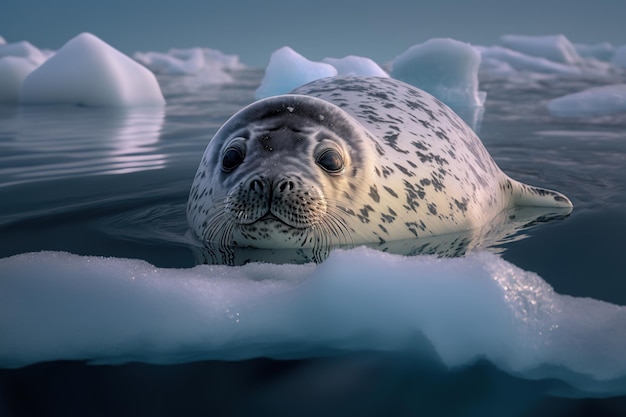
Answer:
[[20, 33, 165, 107], [1, 248, 625, 397]]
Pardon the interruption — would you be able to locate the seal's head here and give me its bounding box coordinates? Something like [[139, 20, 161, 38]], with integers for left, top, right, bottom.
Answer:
[[187, 94, 376, 256]]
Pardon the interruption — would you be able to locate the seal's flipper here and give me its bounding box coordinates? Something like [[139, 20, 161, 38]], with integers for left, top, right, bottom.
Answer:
[[507, 178, 573, 209]]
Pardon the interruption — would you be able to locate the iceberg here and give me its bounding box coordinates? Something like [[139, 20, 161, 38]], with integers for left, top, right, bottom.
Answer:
[[390, 38, 485, 110], [477, 45, 582, 76], [500, 34, 582, 65], [0, 57, 38, 104], [134, 47, 243, 87], [134, 47, 243, 76], [612, 45, 626, 68], [575, 42, 615, 62], [0, 40, 48, 67], [547, 84, 626, 118], [1, 248, 625, 397], [20, 33, 165, 107], [0, 40, 50, 104], [322, 55, 389, 77], [255, 46, 337, 99], [390, 38, 485, 130]]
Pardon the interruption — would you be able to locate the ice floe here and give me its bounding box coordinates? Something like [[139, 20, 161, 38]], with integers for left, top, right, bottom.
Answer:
[[547, 84, 626, 117], [390, 38, 485, 127], [255, 46, 337, 99], [19, 33, 165, 107], [1, 248, 625, 397]]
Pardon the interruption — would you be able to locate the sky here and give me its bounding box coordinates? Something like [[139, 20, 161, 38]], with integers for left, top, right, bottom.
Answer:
[[2, 0, 626, 67]]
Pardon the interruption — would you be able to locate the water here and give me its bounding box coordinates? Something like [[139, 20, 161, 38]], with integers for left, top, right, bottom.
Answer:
[[1, 69, 626, 416]]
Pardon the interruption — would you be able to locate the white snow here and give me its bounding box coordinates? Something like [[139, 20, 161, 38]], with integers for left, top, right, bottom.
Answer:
[[0, 36, 5, 45], [322, 55, 389, 77], [255, 46, 337, 99], [612, 45, 626, 68], [547, 84, 626, 117], [20, 33, 165, 107], [500, 34, 583, 65], [1, 248, 625, 397]]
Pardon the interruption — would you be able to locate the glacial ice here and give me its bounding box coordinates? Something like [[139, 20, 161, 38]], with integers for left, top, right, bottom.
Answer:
[[547, 84, 626, 117], [390, 38, 486, 113], [575, 42, 615, 61], [255, 46, 337, 99], [500, 34, 582, 65], [134, 47, 243, 86], [322, 55, 389, 77], [612, 45, 626, 68], [1, 248, 625, 397], [0, 56, 38, 103], [20, 33, 165, 107]]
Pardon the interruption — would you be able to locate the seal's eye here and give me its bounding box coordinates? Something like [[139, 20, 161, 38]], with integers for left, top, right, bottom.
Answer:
[[316, 148, 344, 174], [222, 146, 245, 172]]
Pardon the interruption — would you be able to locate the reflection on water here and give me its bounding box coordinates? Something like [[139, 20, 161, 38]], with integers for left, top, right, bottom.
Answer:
[[0, 106, 165, 187], [187, 205, 573, 265]]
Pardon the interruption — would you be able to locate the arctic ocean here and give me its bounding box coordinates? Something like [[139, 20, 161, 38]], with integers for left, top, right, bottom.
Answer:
[[1, 32, 626, 417]]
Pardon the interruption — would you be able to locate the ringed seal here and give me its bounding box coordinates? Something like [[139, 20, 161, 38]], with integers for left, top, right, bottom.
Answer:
[[187, 76, 572, 261]]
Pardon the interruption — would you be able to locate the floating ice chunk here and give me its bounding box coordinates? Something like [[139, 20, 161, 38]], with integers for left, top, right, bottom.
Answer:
[[575, 42, 615, 62], [478, 45, 582, 76], [390, 38, 485, 109], [322, 55, 389, 77], [0, 57, 38, 103], [500, 34, 582, 65], [134, 47, 243, 86], [1, 248, 625, 396], [390, 38, 485, 130], [612, 45, 626, 68], [0, 40, 48, 66], [547, 84, 626, 117], [255, 46, 337, 99], [20, 33, 165, 107]]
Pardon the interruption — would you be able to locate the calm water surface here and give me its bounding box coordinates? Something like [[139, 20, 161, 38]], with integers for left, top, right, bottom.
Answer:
[[1, 69, 625, 416]]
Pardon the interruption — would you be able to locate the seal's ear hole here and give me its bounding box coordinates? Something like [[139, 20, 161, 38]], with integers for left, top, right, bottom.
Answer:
[[316, 148, 344, 174], [222, 146, 245, 172]]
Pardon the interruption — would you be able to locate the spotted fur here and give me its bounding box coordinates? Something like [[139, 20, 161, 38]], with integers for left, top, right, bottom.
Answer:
[[187, 76, 572, 254]]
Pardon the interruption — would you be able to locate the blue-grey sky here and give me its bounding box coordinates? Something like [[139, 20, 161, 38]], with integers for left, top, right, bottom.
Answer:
[[2, 0, 625, 67]]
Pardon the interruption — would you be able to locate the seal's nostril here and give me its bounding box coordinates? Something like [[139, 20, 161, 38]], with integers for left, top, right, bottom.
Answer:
[[278, 180, 295, 193], [249, 179, 264, 192]]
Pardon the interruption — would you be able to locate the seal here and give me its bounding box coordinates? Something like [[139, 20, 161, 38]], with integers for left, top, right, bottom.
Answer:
[[187, 76, 572, 262]]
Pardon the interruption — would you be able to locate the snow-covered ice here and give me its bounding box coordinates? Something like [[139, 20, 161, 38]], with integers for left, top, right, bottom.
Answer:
[[547, 84, 626, 117], [1, 248, 625, 397], [20, 33, 165, 107], [255, 46, 337, 99]]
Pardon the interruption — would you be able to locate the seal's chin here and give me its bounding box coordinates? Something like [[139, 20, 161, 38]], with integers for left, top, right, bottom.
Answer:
[[233, 215, 313, 249]]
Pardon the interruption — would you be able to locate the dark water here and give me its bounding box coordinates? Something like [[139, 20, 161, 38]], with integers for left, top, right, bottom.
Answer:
[[1, 69, 626, 416]]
